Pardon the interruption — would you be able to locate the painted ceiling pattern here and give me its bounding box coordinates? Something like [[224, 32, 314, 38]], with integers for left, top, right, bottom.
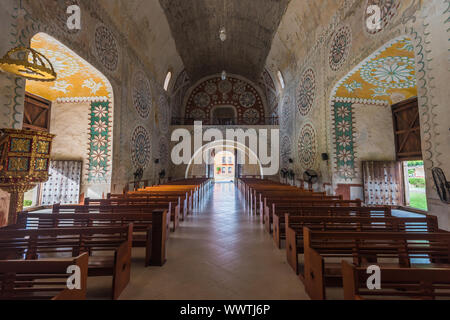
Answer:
[[26, 33, 111, 102], [334, 37, 417, 104], [185, 76, 265, 125]]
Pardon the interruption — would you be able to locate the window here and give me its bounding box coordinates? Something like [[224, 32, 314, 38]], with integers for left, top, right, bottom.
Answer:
[[228, 167, 232, 174], [23, 93, 51, 132], [277, 70, 285, 89], [164, 71, 172, 91]]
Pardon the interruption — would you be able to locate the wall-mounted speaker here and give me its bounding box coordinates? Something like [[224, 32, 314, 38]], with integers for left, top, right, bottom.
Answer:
[[321, 153, 329, 161]]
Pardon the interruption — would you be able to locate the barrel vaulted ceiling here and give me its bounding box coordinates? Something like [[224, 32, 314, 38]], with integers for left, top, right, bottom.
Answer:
[[159, 0, 291, 83], [98, 0, 184, 85]]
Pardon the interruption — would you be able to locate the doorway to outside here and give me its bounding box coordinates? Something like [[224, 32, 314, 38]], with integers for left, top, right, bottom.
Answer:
[[214, 151, 235, 183], [403, 160, 428, 211]]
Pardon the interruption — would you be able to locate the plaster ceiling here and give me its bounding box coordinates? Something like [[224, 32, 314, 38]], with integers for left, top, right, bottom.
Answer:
[[159, 0, 291, 83], [97, 0, 184, 86], [267, 0, 342, 80], [26, 33, 112, 102]]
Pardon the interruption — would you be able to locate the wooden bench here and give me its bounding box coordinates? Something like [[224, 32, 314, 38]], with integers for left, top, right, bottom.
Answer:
[[0, 253, 88, 300], [83, 198, 178, 231], [52, 203, 173, 238], [264, 199, 363, 233], [301, 228, 450, 300], [285, 215, 439, 275], [341, 261, 450, 300], [13, 210, 168, 267], [0, 225, 133, 300], [271, 206, 392, 248]]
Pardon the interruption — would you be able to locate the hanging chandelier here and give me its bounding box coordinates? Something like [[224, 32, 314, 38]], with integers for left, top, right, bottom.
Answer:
[[0, 46, 57, 82], [219, 27, 227, 42], [221, 70, 227, 81]]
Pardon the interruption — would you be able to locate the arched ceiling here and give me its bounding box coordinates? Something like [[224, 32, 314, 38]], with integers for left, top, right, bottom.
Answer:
[[267, 0, 342, 79], [26, 33, 112, 102], [159, 0, 291, 83], [98, 0, 184, 85]]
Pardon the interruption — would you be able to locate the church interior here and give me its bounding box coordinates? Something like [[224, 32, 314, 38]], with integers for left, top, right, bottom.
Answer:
[[0, 0, 449, 302]]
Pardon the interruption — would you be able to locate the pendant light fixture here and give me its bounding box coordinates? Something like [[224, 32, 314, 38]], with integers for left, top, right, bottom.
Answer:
[[0, 47, 57, 81]]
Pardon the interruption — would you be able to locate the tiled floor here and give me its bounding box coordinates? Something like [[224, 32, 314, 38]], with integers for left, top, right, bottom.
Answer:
[[87, 182, 310, 300]]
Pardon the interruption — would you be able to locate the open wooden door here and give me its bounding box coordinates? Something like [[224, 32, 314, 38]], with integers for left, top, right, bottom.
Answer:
[[392, 97, 422, 160]]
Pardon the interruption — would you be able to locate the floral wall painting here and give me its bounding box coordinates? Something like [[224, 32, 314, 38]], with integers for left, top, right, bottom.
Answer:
[[87, 101, 112, 183], [296, 68, 316, 116], [131, 126, 152, 170], [329, 25, 352, 71], [132, 70, 152, 119], [298, 123, 318, 171]]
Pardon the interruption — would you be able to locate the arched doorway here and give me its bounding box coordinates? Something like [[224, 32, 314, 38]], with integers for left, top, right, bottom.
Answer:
[[23, 33, 114, 207], [214, 150, 235, 182], [330, 35, 425, 210]]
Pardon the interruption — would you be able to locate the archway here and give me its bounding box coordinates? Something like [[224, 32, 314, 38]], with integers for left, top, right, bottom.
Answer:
[[23, 33, 114, 207], [184, 139, 264, 179], [214, 150, 235, 182], [329, 35, 424, 209]]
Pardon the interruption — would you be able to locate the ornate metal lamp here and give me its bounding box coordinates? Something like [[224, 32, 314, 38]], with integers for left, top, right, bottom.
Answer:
[[0, 129, 54, 225], [0, 46, 57, 81]]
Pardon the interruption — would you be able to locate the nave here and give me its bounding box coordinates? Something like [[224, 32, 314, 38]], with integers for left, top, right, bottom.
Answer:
[[90, 182, 309, 300]]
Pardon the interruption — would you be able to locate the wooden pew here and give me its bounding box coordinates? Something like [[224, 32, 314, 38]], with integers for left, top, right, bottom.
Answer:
[[0, 225, 133, 300], [271, 206, 392, 249], [14, 210, 168, 267], [285, 215, 439, 275], [123, 192, 189, 221], [264, 199, 362, 233], [237, 178, 308, 214], [52, 203, 172, 239], [341, 261, 450, 300], [301, 228, 450, 300], [84, 198, 178, 231], [0, 253, 88, 300]]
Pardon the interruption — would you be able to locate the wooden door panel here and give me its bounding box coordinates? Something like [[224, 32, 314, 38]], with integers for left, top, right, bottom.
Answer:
[[23, 93, 51, 132], [392, 97, 422, 160]]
